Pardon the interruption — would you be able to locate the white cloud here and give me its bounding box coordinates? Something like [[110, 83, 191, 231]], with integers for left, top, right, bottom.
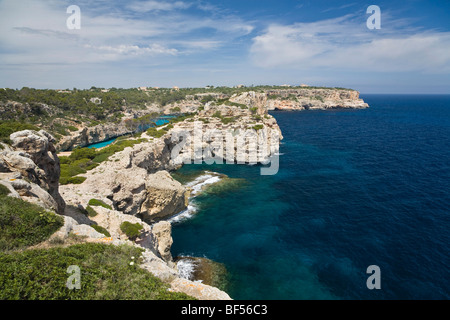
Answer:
[[85, 43, 178, 56], [0, 0, 254, 67], [250, 15, 450, 73], [128, 1, 192, 12]]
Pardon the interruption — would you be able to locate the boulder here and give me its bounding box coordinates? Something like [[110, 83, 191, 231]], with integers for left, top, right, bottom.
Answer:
[[151, 221, 173, 262], [1, 130, 65, 213], [140, 170, 189, 223]]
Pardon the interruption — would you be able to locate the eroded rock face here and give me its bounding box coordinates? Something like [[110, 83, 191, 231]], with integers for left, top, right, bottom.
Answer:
[[151, 221, 173, 262], [59, 152, 189, 223], [1, 130, 65, 213], [265, 88, 369, 110], [140, 171, 189, 223], [229, 91, 268, 115]]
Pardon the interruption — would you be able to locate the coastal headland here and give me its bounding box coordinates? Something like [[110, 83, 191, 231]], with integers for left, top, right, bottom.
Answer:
[[0, 85, 368, 299]]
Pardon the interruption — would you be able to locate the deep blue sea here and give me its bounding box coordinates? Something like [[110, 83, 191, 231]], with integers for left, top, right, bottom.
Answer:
[[171, 94, 450, 300]]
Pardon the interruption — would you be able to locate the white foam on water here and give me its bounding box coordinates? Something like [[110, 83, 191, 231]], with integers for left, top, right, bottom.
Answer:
[[177, 258, 196, 280], [168, 171, 223, 224], [186, 172, 222, 197], [168, 204, 197, 223]]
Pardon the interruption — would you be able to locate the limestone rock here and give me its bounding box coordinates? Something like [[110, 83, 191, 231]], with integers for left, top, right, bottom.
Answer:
[[51, 215, 105, 240], [140, 248, 179, 283], [151, 221, 173, 262], [1, 130, 65, 213], [265, 88, 369, 111], [170, 278, 232, 300], [140, 171, 189, 223]]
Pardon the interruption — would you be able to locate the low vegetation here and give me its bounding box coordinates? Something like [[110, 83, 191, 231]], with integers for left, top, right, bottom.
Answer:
[[90, 224, 111, 237], [0, 243, 194, 300], [120, 222, 143, 240], [85, 205, 98, 217], [88, 199, 112, 210], [0, 188, 64, 251], [59, 138, 147, 185], [0, 121, 40, 144]]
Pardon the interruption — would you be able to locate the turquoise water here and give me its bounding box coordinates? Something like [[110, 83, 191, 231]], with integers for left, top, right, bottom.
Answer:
[[87, 137, 117, 149], [86, 116, 173, 149], [171, 94, 450, 300]]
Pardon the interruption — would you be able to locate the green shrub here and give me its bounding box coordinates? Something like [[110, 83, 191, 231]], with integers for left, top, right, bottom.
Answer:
[[147, 127, 166, 138], [0, 243, 194, 300], [0, 184, 10, 196], [120, 222, 143, 239], [313, 95, 325, 102], [252, 124, 264, 131], [221, 117, 235, 124], [0, 196, 63, 251], [59, 156, 71, 164], [88, 199, 112, 210], [212, 111, 222, 118], [60, 176, 87, 185], [200, 95, 215, 104], [85, 205, 98, 217], [69, 147, 97, 161], [92, 153, 111, 163], [91, 225, 111, 237], [0, 122, 39, 144], [67, 126, 78, 132]]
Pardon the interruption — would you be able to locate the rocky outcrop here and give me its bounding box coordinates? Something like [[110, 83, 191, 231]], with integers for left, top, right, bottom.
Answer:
[[140, 171, 189, 223], [56, 190, 231, 299], [170, 278, 232, 300], [170, 100, 282, 166], [229, 91, 268, 115], [0, 130, 65, 213], [265, 88, 369, 111], [59, 151, 189, 223], [151, 221, 174, 262]]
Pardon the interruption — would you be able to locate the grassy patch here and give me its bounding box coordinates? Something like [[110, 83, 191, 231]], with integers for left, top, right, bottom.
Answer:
[[85, 205, 98, 217], [67, 125, 78, 132], [0, 243, 194, 300], [120, 222, 143, 240], [0, 121, 40, 144], [88, 199, 112, 210], [90, 224, 111, 237], [147, 127, 167, 138], [0, 184, 11, 196], [252, 124, 264, 131], [59, 138, 147, 185], [0, 195, 63, 251]]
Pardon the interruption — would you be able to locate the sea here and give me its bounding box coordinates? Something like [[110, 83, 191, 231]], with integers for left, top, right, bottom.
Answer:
[[170, 94, 450, 300]]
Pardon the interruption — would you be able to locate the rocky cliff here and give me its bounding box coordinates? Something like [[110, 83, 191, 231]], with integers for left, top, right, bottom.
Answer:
[[265, 88, 368, 111], [170, 92, 283, 166], [0, 130, 65, 213], [0, 129, 231, 300]]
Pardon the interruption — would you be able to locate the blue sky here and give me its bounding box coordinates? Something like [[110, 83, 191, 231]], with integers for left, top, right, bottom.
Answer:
[[0, 0, 449, 93]]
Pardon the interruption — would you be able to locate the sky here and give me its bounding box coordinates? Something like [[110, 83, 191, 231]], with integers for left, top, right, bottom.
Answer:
[[0, 0, 449, 93]]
